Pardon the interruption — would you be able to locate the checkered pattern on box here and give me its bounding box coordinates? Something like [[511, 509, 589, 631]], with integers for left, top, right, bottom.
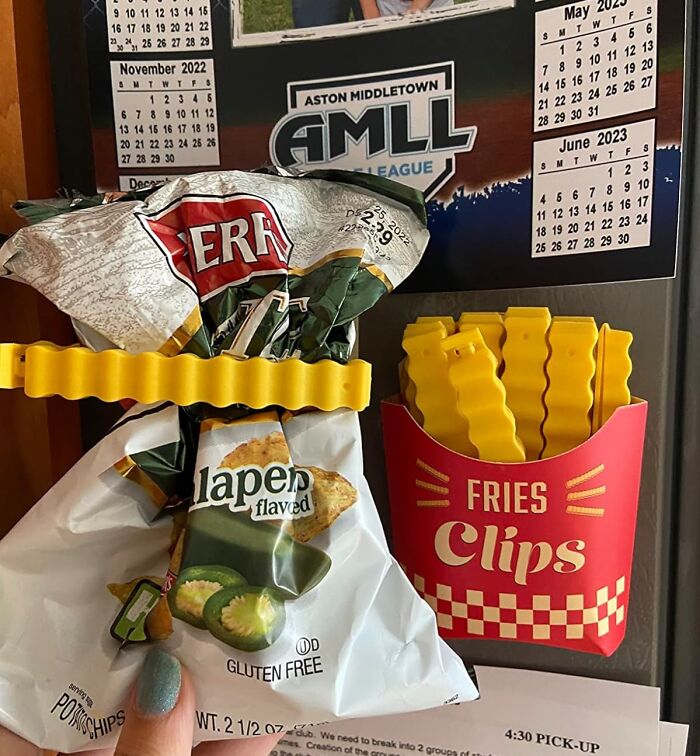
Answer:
[[406, 571, 626, 641]]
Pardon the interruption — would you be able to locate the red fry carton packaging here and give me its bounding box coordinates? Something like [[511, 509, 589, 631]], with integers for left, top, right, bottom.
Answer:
[[382, 398, 647, 656]]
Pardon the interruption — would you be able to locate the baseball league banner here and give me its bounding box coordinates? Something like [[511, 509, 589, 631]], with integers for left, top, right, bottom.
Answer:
[[76, 0, 688, 292], [382, 398, 648, 655]]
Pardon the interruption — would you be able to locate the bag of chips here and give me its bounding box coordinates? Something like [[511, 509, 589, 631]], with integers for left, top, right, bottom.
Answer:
[[0, 170, 478, 753]]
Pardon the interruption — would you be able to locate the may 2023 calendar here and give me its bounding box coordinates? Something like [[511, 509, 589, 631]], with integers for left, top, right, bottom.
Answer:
[[534, 0, 658, 131], [69, 0, 687, 291]]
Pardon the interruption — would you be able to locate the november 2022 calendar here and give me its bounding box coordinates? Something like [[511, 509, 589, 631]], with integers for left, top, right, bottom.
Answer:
[[111, 59, 219, 169], [69, 0, 687, 291]]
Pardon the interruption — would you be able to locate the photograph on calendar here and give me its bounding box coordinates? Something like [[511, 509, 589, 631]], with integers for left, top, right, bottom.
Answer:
[[231, 0, 514, 46]]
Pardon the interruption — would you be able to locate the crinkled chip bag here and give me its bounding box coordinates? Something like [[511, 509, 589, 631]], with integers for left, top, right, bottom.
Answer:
[[0, 170, 478, 753]]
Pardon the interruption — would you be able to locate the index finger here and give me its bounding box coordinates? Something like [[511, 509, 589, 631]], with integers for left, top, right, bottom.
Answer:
[[194, 733, 283, 756]]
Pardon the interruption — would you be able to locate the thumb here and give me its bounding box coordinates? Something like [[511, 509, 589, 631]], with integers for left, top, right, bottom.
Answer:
[[0, 726, 42, 755], [114, 648, 194, 756]]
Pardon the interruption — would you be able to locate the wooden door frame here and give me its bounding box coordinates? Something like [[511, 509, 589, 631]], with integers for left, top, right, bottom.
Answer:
[[0, 0, 82, 534]]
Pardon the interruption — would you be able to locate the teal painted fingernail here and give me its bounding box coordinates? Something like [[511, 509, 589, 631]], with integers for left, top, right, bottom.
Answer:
[[136, 649, 181, 717]]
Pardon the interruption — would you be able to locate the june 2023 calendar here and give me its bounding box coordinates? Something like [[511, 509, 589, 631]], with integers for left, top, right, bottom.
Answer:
[[71, 0, 687, 291], [532, 119, 655, 257]]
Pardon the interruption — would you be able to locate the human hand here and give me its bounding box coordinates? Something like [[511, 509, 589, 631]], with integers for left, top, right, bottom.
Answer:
[[0, 649, 282, 756]]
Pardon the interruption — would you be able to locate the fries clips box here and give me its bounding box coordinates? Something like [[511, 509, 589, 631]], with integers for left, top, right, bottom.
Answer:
[[382, 398, 647, 656]]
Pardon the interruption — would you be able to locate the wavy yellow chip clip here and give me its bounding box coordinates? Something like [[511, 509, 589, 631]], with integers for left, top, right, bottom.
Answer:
[[593, 324, 633, 431], [402, 323, 476, 457], [501, 307, 552, 461], [0, 343, 372, 411], [442, 330, 525, 463], [542, 317, 598, 458]]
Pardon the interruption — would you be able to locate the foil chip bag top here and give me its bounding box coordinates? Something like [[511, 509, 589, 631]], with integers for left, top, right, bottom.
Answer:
[[1, 169, 428, 360], [0, 169, 478, 754]]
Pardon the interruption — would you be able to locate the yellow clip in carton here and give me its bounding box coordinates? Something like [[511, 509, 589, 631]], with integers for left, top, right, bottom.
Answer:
[[442, 330, 525, 463], [593, 324, 633, 432], [542, 317, 598, 458], [401, 321, 451, 425], [502, 307, 552, 460], [403, 323, 476, 457], [457, 312, 506, 371]]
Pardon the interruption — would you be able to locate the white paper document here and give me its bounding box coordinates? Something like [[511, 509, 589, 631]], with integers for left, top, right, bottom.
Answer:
[[273, 666, 684, 756], [658, 722, 689, 756]]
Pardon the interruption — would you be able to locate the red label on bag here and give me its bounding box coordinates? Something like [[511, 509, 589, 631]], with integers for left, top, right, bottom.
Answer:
[[138, 194, 293, 301], [382, 399, 647, 656]]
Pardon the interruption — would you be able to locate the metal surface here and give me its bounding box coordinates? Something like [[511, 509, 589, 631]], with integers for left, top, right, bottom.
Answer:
[[668, 0, 699, 749]]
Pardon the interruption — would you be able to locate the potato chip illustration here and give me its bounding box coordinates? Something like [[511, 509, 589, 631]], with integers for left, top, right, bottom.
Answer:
[[285, 466, 358, 543], [220, 431, 290, 469]]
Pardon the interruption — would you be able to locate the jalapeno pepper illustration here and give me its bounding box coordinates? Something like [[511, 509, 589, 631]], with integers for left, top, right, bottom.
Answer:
[[168, 565, 247, 629], [204, 586, 286, 651]]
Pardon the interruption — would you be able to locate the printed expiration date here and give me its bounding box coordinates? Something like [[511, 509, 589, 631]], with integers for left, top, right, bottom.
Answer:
[[340, 206, 410, 250]]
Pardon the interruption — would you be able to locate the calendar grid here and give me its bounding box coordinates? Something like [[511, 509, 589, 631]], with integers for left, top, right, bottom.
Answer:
[[531, 119, 656, 259], [540, 154, 649, 177], [111, 58, 220, 169], [535, 0, 659, 132], [540, 14, 655, 46], [107, 0, 214, 54]]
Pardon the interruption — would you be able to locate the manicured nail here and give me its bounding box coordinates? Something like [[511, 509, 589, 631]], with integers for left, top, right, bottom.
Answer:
[[135, 648, 182, 717]]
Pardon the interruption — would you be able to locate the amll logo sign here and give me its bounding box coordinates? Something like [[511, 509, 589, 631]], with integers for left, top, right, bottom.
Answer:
[[270, 62, 476, 198]]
